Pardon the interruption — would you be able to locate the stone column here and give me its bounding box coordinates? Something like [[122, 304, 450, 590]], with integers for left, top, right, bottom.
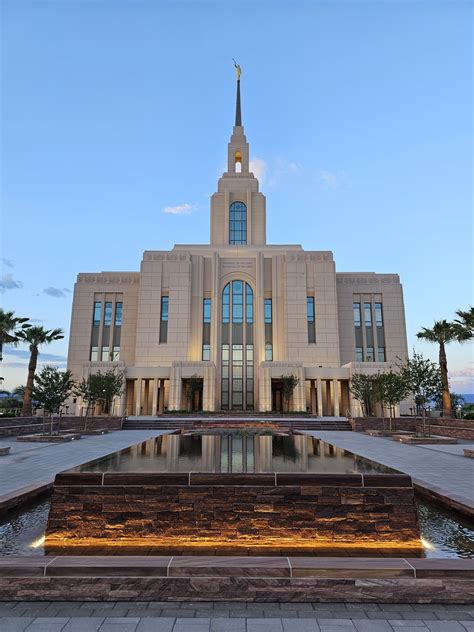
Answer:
[[333, 379, 340, 417], [151, 378, 159, 416], [293, 367, 306, 412], [203, 364, 216, 411], [168, 365, 182, 411], [134, 378, 142, 416], [316, 378, 324, 416], [259, 366, 272, 412]]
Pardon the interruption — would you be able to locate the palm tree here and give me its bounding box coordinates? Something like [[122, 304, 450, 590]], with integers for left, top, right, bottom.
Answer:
[[17, 326, 64, 416], [416, 320, 465, 418], [454, 307, 474, 337], [0, 308, 30, 362]]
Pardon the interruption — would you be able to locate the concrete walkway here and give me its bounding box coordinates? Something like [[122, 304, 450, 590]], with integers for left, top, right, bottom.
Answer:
[[0, 430, 170, 501], [307, 431, 474, 510], [0, 602, 473, 631]]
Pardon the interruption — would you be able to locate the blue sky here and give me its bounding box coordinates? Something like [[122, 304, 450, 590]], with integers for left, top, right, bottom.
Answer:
[[1, 0, 472, 392]]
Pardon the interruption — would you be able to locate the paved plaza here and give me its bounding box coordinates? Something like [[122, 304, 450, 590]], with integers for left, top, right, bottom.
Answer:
[[0, 430, 169, 501], [307, 431, 474, 510], [0, 601, 473, 632]]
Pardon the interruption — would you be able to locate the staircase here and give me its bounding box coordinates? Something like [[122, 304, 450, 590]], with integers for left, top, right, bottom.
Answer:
[[122, 416, 352, 432]]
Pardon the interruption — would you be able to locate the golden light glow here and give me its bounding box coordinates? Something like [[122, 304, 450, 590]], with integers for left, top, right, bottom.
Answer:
[[29, 535, 46, 549], [421, 537, 435, 551], [45, 534, 423, 552]]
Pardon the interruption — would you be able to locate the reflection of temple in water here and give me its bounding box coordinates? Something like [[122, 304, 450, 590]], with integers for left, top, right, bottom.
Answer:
[[75, 433, 396, 475]]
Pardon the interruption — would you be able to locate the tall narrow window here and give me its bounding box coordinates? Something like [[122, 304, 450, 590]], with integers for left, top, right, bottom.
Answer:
[[221, 281, 254, 409], [366, 347, 375, 362], [229, 201, 247, 245], [264, 299, 272, 324], [101, 346, 110, 362], [90, 346, 99, 361], [203, 298, 211, 323], [93, 302, 102, 327], [160, 296, 169, 343], [104, 302, 112, 327], [378, 347, 386, 362], [202, 298, 211, 360], [115, 302, 123, 327], [265, 344, 273, 361], [364, 302, 372, 327], [112, 346, 120, 360], [353, 302, 361, 327], [355, 347, 364, 362], [307, 296, 316, 343], [375, 303, 383, 327]]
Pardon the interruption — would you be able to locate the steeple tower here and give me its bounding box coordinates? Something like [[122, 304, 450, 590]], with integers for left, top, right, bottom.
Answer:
[[210, 66, 267, 246]]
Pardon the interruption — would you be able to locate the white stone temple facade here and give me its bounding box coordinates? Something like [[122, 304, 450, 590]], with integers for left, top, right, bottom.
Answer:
[[67, 75, 409, 416]]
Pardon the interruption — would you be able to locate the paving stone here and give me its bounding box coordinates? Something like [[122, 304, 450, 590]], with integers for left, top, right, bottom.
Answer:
[[24, 617, 70, 631], [0, 618, 35, 632], [210, 620, 246, 632], [136, 618, 175, 632], [172, 625, 210, 632], [389, 622, 430, 627], [318, 624, 356, 632], [400, 612, 440, 621], [460, 623, 474, 631], [353, 620, 393, 631], [246, 618, 284, 632], [282, 619, 320, 631], [438, 613, 474, 621], [425, 623, 467, 632], [62, 619, 105, 632]]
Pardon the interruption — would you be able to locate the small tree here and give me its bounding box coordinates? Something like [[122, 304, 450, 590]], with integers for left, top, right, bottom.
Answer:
[[375, 370, 410, 432], [350, 373, 377, 417], [32, 366, 76, 435], [281, 374, 299, 412], [77, 369, 124, 424], [400, 352, 442, 436]]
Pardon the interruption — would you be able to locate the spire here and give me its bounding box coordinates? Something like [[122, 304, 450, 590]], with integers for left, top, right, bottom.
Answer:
[[233, 60, 242, 126]]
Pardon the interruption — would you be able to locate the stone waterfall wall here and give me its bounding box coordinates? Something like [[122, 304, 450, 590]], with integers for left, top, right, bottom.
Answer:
[[45, 472, 421, 555]]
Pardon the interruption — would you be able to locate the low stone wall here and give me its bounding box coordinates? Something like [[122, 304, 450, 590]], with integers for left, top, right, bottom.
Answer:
[[350, 416, 474, 440], [350, 417, 417, 433], [422, 418, 474, 440], [46, 472, 421, 555], [0, 556, 473, 603], [0, 416, 122, 437]]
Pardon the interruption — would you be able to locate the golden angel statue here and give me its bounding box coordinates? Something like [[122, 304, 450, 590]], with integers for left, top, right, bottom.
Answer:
[[233, 59, 242, 80]]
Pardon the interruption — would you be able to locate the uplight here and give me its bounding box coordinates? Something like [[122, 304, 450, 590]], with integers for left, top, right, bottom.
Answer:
[[29, 535, 45, 549]]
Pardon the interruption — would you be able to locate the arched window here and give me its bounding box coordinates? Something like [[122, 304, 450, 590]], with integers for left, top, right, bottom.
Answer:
[[234, 151, 242, 173], [229, 201, 247, 245], [221, 281, 254, 410]]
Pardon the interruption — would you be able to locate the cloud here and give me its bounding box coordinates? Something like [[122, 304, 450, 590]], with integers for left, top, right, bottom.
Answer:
[[5, 349, 67, 362], [0, 273, 22, 293], [449, 367, 474, 392], [1, 257, 14, 268], [249, 157, 267, 183], [163, 203, 193, 215], [319, 169, 339, 188], [43, 287, 71, 298]]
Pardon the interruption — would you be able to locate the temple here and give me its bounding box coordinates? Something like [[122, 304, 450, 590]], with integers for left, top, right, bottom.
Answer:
[[66, 71, 409, 415]]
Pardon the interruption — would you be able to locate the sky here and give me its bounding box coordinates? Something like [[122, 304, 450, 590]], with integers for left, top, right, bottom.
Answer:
[[1, 0, 473, 393]]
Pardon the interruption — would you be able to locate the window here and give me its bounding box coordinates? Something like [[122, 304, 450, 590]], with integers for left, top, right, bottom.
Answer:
[[222, 284, 230, 323], [353, 302, 361, 327], [375, 303, 383, 327], [265, 343, 273, 361], [93, 302, 102, 327], [112, 346, 120, 360], [378, 347, 386, 362], [202, 344, 211, 361], [90, 346, 99, 361], [229, 201, 247, 245], [104, 302, 112, 327], [364, 303, 372, 327], [160, 296, 169, 343], [203, 298, 211, 323], [246, 283, 253, 323], [232, 280, 243, 323], [115, 302, 123, 327], [307, 296, 316, 343], [355, 347, 364, 362], [366, 347, 375, 361], [101, 346, 110, 362], [264, 299, 272, 324]]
